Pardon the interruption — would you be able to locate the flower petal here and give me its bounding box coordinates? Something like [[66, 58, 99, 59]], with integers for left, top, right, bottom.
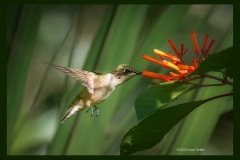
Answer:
[[187, 66, 195, 73], [177, 69, 188, 75], [192, 58, 198, 69], [168, 40, 180, 56], [178, 64, 190, 70], [154, 49, 181, 63], [206, 39, 215, 53], [142, 54, 169, 68], [201, 34, 209, 53], [169, 72, 183, 77], [191, 31, 200, 55], [181, 43, 187, 55], [162, 60, 179, 71], [142, 70, 173, 81]]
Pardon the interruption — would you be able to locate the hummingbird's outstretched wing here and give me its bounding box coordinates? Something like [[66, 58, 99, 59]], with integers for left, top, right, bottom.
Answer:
[[45, 62, 96, 94]]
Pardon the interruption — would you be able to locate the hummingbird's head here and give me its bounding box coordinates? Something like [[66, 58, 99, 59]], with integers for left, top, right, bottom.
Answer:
[[111, 64, 141, 84]]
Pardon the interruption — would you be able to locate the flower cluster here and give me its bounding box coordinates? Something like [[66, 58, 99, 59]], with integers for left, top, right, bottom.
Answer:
[[142, 31, 215, 84]]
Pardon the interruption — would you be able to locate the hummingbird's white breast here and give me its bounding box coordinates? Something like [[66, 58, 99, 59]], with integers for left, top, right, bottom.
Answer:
[[96, 73, 120, 100], [104, 73, 121, 88], [83, 73, 120, 105]]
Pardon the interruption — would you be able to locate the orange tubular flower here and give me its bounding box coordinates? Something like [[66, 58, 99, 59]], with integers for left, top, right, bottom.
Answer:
[[178, 64, 190, 70], [191, 31, 200, 55], [168, 40, 180, 56], [169, 72, 183, 78], [142, 54, 169, 68], [162, 60, 179, 71], [154, 49, 181, 64], [206, 39, 215, 53], [142, 70, 175, 82], [201, 34, 209, 53], [141, 31, 215, 84], [192, 58, 198, 69]]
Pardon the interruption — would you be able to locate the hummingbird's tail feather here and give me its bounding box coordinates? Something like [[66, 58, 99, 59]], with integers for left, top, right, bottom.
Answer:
[[61, 106, 80, 123]]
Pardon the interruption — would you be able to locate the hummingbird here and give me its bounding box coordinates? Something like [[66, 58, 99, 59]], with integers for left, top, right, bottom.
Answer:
[[45, 62, 141, 123]]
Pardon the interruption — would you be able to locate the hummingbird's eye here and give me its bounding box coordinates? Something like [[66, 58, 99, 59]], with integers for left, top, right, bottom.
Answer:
[[124, 68, 132, 74]]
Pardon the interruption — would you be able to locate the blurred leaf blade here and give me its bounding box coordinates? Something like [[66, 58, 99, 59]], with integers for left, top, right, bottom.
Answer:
[[47, 6, 117, 155], [135, 82, 193, 120], [7, 5, 42, 153], [45, 7, 84, 155]]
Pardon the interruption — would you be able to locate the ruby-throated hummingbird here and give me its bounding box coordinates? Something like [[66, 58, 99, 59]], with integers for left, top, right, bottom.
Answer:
[[45, 63, 141, 123]]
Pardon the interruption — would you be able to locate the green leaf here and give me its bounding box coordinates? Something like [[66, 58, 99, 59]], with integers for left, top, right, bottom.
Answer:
[[135, 81, 193, 120], [121, 99, 211, 155], [192, 47, 233, 75], [7, 5, 42, 152], [47, 6, 116, 155]]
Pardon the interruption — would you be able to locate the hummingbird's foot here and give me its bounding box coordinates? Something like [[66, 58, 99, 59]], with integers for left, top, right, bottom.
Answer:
[[86, 107, 94, 117], [96, 109, 100, 117], [86, 107, 91, 113], [86, 106, 100, 117], [94, 105, 100, 117]]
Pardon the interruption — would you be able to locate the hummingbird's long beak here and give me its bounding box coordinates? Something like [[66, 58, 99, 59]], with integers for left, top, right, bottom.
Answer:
[[135, 70, 142, 75]]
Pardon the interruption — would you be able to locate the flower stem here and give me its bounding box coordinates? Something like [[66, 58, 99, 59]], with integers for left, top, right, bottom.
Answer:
[[201, 73, 233, 86], [185, 73, 233, 87], [195, 83, 227, 88], [186, 75, 204, 81], [205, 92, 233, 102]]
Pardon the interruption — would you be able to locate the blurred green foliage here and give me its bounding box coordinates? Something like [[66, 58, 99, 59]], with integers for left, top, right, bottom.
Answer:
[[7, 4, 233, 155]]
